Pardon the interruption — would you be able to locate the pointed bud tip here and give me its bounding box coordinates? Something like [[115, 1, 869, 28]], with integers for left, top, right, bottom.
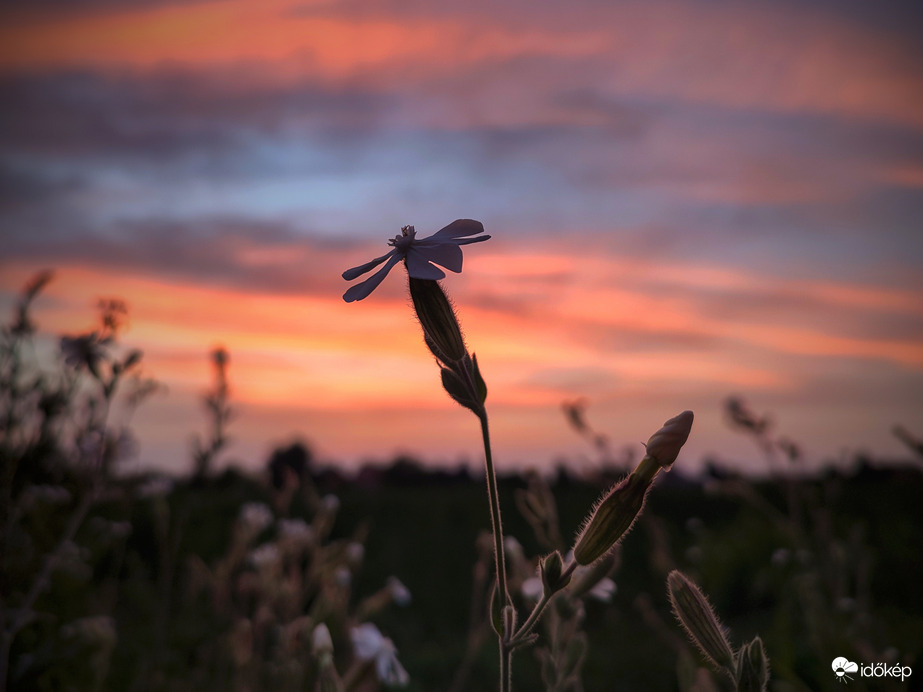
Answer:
[[312, 623, 334, 655], [540, 550, 570, 595], [736, 636, 770, 692], [646, 410, 694, 469]]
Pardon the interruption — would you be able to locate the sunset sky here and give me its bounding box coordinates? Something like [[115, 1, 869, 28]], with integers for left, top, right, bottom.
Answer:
[[2, 0, 922, 476]]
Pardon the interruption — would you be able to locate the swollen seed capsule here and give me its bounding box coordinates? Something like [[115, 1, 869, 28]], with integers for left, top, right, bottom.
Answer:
[[572, 458, 657, 565], [667, 570, 736, 674], [409, 277, 467, 364]]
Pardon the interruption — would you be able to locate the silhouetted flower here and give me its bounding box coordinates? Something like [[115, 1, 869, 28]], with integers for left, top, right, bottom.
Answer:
[[342, 220, 489, 302], [60, 333, 106, 375]]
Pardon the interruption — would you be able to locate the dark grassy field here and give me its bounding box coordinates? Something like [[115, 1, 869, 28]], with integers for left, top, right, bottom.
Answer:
[[10, 458, 916, 692]]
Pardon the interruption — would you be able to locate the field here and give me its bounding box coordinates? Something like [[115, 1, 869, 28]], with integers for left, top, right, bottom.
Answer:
[[4, 451, 923, 691]]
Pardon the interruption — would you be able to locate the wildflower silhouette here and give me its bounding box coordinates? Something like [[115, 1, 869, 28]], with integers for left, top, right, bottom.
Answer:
[[341, 220, 490, 302], [343, 224, 696, 692]]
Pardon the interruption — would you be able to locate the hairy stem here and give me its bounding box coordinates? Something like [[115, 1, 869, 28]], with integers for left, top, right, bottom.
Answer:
[[510, 560, 578, 647], [478, 411, 512, 691]]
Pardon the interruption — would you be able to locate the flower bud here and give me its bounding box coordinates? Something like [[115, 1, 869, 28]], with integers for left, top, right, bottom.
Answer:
[[409, 277, 467, 364], [539, 550, 570, 596], [440, 367, 479, 413], [572, 457, 658, 565], [489, 585, 503, 637], [470, 353, 488, 404], [667, 570, 736, 674], [645, 410, 694, 469], [312, 623, 334, 659], [736, 636, 770, 692]]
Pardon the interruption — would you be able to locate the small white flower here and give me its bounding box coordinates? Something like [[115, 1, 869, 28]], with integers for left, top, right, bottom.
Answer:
[[346, 542, 365, 566], [503, 536, 524, 562], [321, 494, 340, 512], [387, 576, 412, 606], [588, 577, 616, 602], [334, 566, 352, 587], [521, 577, 543, 601], [312, 623, 334, 656], [249, 543, 280, 569], [342, 220, 490, 302], [351, 623, 410, 686], [278, 518, 314, 547], [239, 502, 273, 535]]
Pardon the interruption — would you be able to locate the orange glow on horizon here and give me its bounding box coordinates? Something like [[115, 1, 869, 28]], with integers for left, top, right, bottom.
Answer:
[[5, 245, 919, 423]]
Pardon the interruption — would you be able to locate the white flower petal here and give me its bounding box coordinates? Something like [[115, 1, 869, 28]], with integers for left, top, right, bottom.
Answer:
[[405, 250, 447, 279], [521, 576, 543, 601], [589, 577, 616, 602], [413, 242, 464, 273], [430, 219, 485, 240], [342, 249, 397, 280], [351, 623, 385, 660], [343, 254, 402, 302], [377, 650, 410, 686]]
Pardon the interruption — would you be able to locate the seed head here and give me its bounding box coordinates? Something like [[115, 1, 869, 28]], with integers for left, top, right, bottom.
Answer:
[[667, 570, 736, 675]]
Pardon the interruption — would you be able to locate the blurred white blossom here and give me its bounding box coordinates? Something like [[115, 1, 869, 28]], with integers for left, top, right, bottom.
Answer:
[[334, 566, 351, 587], [521, 577, 543, 601], [346, 542, 365, 566], [387, 576, 412, 606], [278, 518, 314, 547], [351, 623, 409, 686], [312, 623, 334, 656], [588, 577, 616, 602], [248, 543, 280, 570], [239, 502, 273, 536]]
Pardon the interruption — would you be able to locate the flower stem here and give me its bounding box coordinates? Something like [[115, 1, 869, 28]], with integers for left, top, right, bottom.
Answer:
[[509, 560, 578, 647], [478, 410, 511, 691], [479, 412, 509, 605]]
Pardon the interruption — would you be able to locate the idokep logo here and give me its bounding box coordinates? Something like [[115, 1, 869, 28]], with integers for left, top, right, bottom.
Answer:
[[832, 657, 912, 684], [832, 658, 858, 683]]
